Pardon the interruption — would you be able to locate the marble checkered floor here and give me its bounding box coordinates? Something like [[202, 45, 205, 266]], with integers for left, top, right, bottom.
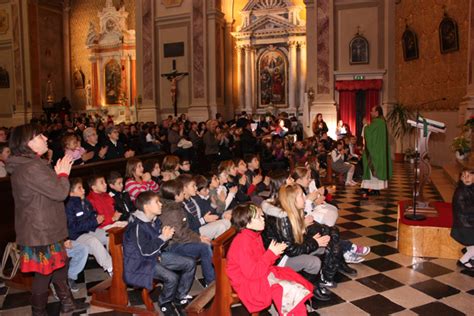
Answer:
[[1, 163, 473, 315]]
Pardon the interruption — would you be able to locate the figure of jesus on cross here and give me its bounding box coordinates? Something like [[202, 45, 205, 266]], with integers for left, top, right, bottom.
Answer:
[[161, 59, 188, 116]]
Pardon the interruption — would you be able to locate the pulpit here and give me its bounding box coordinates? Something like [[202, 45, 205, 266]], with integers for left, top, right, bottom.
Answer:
[[85, 0, 136, 123]]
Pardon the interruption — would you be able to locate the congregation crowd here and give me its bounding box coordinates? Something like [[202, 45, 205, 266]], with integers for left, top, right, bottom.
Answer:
[[3, 108, 398, 316]]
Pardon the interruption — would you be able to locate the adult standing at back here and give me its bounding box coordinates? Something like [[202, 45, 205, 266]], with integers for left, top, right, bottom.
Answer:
[[312, 113, 328, 138], [6, 124, 88, 315], [361, 106, 392, 197], [203, 119, 220, 165]]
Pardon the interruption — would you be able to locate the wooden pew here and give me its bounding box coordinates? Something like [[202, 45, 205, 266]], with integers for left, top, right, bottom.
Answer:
[[186, 227, 259, 316], [88, 226, 159, 315]]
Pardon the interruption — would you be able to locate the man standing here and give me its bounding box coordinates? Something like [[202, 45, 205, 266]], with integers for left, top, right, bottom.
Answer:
[[361, 106, 392, 197]]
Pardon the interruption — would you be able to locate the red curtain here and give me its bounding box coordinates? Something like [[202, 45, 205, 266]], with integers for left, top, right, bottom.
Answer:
[[339, 90, 357, 136], [366, 89, 379, 122]]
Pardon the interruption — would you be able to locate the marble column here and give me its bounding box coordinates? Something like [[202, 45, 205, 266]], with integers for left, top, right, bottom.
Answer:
[[289, 41, 297, 113], [236, 45, 244, 113], [63, 0, 71, 101], [244, 46, 252, 112], [298, 42, 307, 116]]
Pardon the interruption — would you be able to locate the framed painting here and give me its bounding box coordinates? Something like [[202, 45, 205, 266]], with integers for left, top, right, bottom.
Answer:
[[73, 68, 85, 89], [105, 59, 121, 104], [349, 35, 369, 65], [402, 27, 419, 61], [439, 16, 459, 54], [258, 49, 287, 108]]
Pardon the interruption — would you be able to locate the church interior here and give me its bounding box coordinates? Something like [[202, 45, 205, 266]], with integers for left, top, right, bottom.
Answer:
[[0, 0, 473, 315]]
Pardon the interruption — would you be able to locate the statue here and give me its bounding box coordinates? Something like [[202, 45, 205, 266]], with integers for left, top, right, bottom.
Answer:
[[46, 74, 55, 104], [160, 60, 188, 116], [85, 80, 92, 106]]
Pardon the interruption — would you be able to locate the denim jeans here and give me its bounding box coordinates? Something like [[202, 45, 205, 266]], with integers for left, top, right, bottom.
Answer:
[[167, 242, 215, 285], [66, 240, 88, 280], [154, 252, 196, 304]]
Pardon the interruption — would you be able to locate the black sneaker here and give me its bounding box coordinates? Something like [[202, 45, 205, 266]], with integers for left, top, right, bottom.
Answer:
[[160, 302, 178, 316], [174, 299, 188, 316], [68, 278, 79, 292]]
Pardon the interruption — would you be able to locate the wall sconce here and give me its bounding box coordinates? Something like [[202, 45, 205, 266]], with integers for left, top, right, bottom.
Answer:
[[307, 87, 315, 102]]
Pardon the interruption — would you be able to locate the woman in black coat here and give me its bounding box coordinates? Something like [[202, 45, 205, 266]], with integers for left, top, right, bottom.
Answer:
[[451, 170, 474, 270]]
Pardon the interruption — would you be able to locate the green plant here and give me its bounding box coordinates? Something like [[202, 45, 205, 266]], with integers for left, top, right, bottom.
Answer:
[[451, 135, 471, 154], [387, 103, 414, 140]]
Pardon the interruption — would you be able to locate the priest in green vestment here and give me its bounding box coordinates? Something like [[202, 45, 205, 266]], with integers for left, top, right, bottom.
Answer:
[[361, 106, 393, 194]]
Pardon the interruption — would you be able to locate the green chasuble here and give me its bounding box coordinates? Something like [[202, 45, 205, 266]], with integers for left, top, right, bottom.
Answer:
[[362, 117, 393, 181]]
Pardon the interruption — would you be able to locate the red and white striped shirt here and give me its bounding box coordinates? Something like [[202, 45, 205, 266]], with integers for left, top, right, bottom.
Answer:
[[125, 178, 160, 202]]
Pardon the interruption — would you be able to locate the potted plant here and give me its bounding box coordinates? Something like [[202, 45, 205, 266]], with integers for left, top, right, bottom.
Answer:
[[404, 147, 416, 163], [451, 135, 471, 160], [387, 103, 414, 162]]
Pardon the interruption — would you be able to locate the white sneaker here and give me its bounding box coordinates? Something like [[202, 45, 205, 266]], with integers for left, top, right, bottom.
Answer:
[[350, 244, 371, 256], [343, 251, 365, 263], [345, 181, 358, 187]]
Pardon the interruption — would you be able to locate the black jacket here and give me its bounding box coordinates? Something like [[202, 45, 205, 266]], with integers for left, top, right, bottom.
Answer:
[[451, 182, 474, 246], [104, 139, 126, 160], [262, 214, 320, 259], [109, 189, 134, 221]]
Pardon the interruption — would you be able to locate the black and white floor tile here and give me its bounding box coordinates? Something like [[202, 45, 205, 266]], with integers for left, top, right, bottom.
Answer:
[[1, 163, 473, 315]]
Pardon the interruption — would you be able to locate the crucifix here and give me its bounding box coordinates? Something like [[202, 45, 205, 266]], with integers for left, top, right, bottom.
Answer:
[[161, 59, 189, 116]]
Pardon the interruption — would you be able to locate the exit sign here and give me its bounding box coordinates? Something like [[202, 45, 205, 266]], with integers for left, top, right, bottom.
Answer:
[[354, 75, 365, 80]]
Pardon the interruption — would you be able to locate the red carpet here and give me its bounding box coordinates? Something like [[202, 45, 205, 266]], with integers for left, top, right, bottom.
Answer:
[[399, 201, 453, 228]]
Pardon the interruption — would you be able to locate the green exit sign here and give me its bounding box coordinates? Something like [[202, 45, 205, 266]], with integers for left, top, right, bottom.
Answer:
[[354, 75, 365, 80]]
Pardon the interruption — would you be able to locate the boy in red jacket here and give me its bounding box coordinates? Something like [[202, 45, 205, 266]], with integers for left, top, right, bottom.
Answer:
[[87, 175, 121, 228], [226, 203, 313, 315]]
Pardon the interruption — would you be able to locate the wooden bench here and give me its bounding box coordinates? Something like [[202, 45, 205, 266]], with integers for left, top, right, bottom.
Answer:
[[186, 227, 259, 316], [88, 226, 159, 315]]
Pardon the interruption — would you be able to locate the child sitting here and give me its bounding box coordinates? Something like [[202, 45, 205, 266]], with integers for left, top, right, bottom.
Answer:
[[62, 133, 92, 165], [107, 171, 134, 221], [66, 178, 113, 275], [194, 175, 232, 221], [158, 180, 215, 286], [123, 191, 196, 316], [226, 203, 313, 315], [0, 142, 11, 177], [179, 158, 192, 175], [143, 159, 162, 185], [87, 175, 122, 228], [178, 174, 230, 240], [124, 158, 160, 202]]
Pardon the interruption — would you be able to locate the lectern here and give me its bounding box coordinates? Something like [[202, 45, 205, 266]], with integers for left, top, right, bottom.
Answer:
[[405, 117, 446, 220]]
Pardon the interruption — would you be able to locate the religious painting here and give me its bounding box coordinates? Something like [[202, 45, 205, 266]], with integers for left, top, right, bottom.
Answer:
[[258, 49, 287, 107], [0, 66, 9, 88], [105, 59, 121, 104], [402, 27, 419, 61], [72, 67, 85, 89], [439, 16, 459, 54], [349, 35, 369, 64], [0, 9, 8, 35]]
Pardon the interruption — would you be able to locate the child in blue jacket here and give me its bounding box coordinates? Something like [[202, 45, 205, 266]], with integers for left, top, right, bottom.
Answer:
[[123, 191, 196, 316]]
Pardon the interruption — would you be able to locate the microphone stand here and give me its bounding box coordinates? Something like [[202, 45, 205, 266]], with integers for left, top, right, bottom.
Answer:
[[404, 97, 445, 221]]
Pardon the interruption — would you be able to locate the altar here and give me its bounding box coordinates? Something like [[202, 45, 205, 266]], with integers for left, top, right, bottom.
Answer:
[[85, 0, 136, 123]]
